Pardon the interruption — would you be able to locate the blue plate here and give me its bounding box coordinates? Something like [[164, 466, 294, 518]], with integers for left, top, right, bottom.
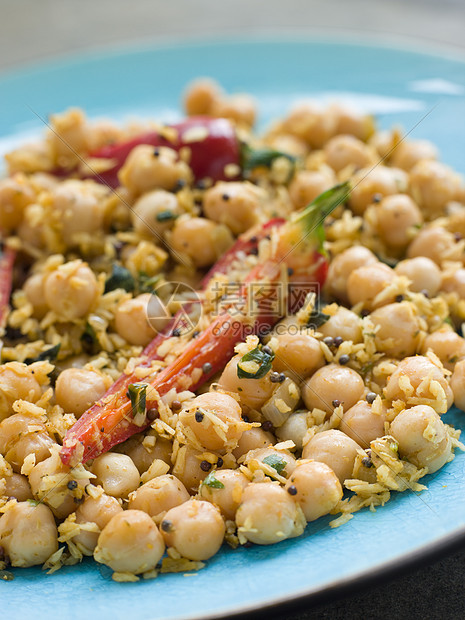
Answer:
[[1, 37, 465, 620]]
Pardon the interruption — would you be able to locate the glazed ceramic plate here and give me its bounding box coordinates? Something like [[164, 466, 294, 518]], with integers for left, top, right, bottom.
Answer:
[[1, 37, 465, 620]]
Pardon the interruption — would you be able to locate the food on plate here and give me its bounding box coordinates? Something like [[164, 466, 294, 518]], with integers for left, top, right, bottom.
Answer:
[[0, 77, 464, 581]]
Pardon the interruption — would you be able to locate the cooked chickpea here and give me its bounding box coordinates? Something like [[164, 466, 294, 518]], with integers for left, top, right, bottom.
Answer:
[[236, 482, 303, 545], [245, 447, 296, 479], [55, 367, 108, 417], [275, 411, 308, 450], [131, 189, 182, 240], [118, 433, 172, 474], [324, 134, 375, 173], [4, 473, 33, 501], [384, 356, 453, 413], [0, 362, 42, 420], [118, 145, 192, 195], [347, 263, 395, 310], [232, 427, 275, 460], [390, 405, 452, 473], [161, 499, 225, 560], [325, 245, 377, 303], [370, 302, 421, 358], [394, 257, 441, 296], [285, 461, 343, 521], [203, 182, 264, 235], [340, 400, 387, 449], [73, 493, 123, 555], [128, 474, 190, 520], [441, 267, 465, 299], [47, 108, 88, 166], [302, 429, 362, 483], [422, 328, 465, 371], [0, 413, 53, 472], [23, 272, 49, 318], [373, 194, 423, 250], [0, 501, 58, 567], [283, 103, 337, 149], [272, 332, 325, 381], [0, 413, 46, 454], [172, 445, 210, 494], [265, 134, 309, 158], [114, 293, 157, 346], [211, 94, 257, 127], [169, 216, 233, 268], [0, 175, 35, 232], [180, 392, 244, 452], [390, 139, 438, 171], [318, 307, 363, 343], [450, 359, 465, 411], [302, 363, 365, 416], [349, 166, 408, 215], [330, 105, 375, 141], [94, 509, 165, 574], [184, 78, 223, 116], [44, 260, 98, 320], [407, 226, 463, 265], [218, 353, 275, 412], [91, 453, 140, 498], [288, 168, 336, 211], [199, 469, 249, 520], [409, 160, 463, 218]]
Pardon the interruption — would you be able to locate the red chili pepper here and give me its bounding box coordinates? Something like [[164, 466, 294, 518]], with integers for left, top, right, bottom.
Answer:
[[60, 182, 349, 466], [0, 246, 15, 330]]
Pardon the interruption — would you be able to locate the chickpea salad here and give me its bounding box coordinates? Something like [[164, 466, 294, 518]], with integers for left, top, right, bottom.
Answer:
[[0, 77, 465, 582]]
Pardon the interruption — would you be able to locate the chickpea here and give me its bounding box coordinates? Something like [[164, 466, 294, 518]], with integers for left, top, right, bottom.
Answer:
[[288, 168, 336, 211], [340, 400, 387, 449], [94, 509, 165, 574], [390, 139, 438, 171], [172, 445, 210, 494], [218, 353, 275, 412], [169, 216, 233, 268], [370, 302, 421, 358], [232, 427, 275, 460], [441, 267, 465, 299], [47, 108, 88, 166], [409, 160, 463, 218], [285, 461, 343, 521], [23, 272, 49, 318], [324, 134, 376, 173], [384, 356, 453, 413], [73, 493, 123, 555], [390, 405, 452, 473], [265, 134, 309, 158], [114, 293, 157, 346], [44, 260, 98, 320], [272, 332, 325, 382], [118, 433, 172, 474], [395, 257, 441, 296], [325, 245, 377, 304], [283, 103, 337, 149], [330, 105, 375, 141], [211, 94, 257, 127], [128, 474, 190, 520], [51, 180, 106, 246], [55, 367, 108, 417], [4, 473, 33, 501], [86, 119, 123, 152], [407, 226, 463, 265], [245, 447, 296, 478], [349, 166, 408, 215], [161, 499, 225, 560], [0, 362, 42, 420], [91, 453, 140, 499], [275, 411, 308, 450], [0, 501, 58, 567], [0, 413, 46, 454], [318, 307, 363, 344], [0, 175, 35, 232], [347, 263, 395, 310], [184, 78, 223, 116], [302, 429, 362, 483], [131, 189, 181, 240], [373, 194, 423, 250], [302, 363, 365, 416], [450, 359, 465, 411], [199, 469, 249, 520], [203, 182, 264, 235], [118, 145, 192, 195], [236, 482, 303, 545], [422, 328, 465, 372], [6, 432, 54, 474]]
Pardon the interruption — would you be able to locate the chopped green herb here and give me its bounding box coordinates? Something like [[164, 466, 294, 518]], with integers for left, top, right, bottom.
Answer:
[[237, 345, 275, 380], [24, 343, 61, 365], [155, 210, 178, 222], [262, 454, 287, 475], [0, 570, 14, 581], [241, 144, 296, 173], [202, 471, 225, 489], [138, 271, 162, 294], [307, 305, 330, 329], [389, 440, 399, 453], [127, 383, 148, 418], [81, 323, 98, 355], [104, 264, 135, 294], [27, 499, 40, 507]]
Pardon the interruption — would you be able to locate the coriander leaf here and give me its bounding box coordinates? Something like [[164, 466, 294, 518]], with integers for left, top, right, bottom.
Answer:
[[127, 382, 147, 418], [237, 345, 275, 380], [104, 264, 135, 294], [24, 343, 61, 365], [262, 454, 287, 475], [81, 323, 98, 355], [241, 144, 296, 173], [202, 471, 225, 489], [156, 210, 178, 222], [307, 306, 330, 329], [138, 271, 162, 294]]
